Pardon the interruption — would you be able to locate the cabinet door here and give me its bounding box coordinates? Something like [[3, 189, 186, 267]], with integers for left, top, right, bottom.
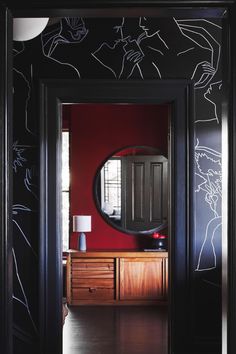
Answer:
[[119, 257, 165, 300]]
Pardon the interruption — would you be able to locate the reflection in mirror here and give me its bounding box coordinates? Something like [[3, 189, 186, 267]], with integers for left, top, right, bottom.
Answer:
[[94, 146, 168, 235]]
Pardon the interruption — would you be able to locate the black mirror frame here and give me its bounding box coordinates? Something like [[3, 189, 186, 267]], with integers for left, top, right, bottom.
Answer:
[[93, 144, 168, 236]]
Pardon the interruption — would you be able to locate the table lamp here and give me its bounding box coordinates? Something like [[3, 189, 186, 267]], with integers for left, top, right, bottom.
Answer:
[[73, 215, 91, 251]]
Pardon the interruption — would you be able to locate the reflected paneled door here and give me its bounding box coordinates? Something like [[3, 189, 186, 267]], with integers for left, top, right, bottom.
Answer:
[[123, 155, 168, 231]]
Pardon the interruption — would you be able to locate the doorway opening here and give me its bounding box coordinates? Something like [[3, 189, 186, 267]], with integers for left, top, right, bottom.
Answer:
[[61, 103, 170, 353], [40, 79, 193, 354]]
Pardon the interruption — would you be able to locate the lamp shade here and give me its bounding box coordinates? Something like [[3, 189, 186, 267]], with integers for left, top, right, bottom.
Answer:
[[13, 18, 49, 41], [73, 215, 91, 232]]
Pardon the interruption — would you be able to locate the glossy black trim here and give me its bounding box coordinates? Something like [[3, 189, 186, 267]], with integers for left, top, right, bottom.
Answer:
[[0, 5, 13, 354], [227, 4, 236, 354], [11, 7, 227, 18], [0, 2, 235, 354], [40, 79, 192, 354]]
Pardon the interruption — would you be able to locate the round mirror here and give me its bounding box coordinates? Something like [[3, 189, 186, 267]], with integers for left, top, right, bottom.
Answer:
[[94, 146, 168, 235]]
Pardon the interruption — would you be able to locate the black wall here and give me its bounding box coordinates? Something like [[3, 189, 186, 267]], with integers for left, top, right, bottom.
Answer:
[[13, 16, 224, 352]]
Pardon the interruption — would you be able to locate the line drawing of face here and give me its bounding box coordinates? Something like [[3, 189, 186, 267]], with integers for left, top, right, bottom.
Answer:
[[204, 81, 222, 121], [120, 18, 145, 42], [99, 18, 124, 48], [58, 17, 89, 43], [139, 17, 159, 37], [204, 81, 222, 102]]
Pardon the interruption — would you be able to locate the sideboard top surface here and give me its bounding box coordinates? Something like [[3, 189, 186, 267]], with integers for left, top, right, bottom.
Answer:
[[67, 249, 168, 258]]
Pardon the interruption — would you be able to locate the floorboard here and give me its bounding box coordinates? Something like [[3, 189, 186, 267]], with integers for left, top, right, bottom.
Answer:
[[63, 305, 168, 354]]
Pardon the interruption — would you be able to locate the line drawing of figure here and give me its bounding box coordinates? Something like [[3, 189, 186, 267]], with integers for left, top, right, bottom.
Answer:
[[13, 141, 38, 201], [195, 80, 222, 124], [13, 50, 36, 139], [13, 19, 81, 337], [200, 80, 222, 124], [13, 68, 34, 137], [91, 17, 144, 79], [13, 247, 38, 335], [176, 19, 221, 88], [137, 17, 221, 85], [13, 204, 37, 257], [194, 139, 222, 271], [42, 17, 119, 78], [12, 155, 39, 322], [13, 32, 79, 139], [42, 17, 89, 57], [13, 204, 38, 335]]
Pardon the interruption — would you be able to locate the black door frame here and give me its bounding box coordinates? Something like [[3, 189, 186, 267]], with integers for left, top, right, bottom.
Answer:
[[0, 4, 13, 354], [39, 79, 193, 354], [0, 2, 235, 354]]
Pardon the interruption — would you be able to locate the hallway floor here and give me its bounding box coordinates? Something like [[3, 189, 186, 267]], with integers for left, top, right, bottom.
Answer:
[[63, 305, 168, 354]]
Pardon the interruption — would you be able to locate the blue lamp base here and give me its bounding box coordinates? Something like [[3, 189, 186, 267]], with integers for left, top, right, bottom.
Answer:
[[78, 232, 87, 251]]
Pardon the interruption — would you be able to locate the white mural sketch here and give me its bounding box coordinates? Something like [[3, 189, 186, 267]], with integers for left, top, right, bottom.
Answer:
[[13, 141, 27, 173], [195, 80, 222, 124], [92, 17, 221, 85], [13, 68, 34, 136], [13, 37, 79, 137], [41, 17, 89, 78], [13, 204, 38, 334], [13, 248, 38, 335], [137, 17, 221, 85], [92, 18, 144, 79], [175, 19, 221, 89], [24, 168, 38, 201], [12, 16, 223, 338], [13, 204, 37, 258], [194, 139, 222, 271], [42, 17, 88, 56]]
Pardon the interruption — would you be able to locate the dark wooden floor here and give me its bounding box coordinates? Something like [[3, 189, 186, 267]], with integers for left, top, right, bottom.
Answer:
[[63, 305, 168, 354]]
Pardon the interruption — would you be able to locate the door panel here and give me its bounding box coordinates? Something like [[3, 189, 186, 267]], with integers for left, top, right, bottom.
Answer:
[[124, 155, 168, 231]]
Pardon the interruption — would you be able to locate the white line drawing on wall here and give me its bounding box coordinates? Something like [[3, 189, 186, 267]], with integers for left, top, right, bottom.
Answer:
[[24, 168, 38, 200], [13, 33, 80, 143], [12, 248, 38, 335], [137, 17, 221, 85], [41, 17, 89, 78], [13, 142, 27, 173], [13, 204, 37, 257], [175, 19, 221, 89], [41, 35, 81, 78], [195, 80, 222, 124], [195, 216, 222, 271], [92, 18, 144, 79], [11, 17, 223, 335], [92, 17, 221, 82], [194, 139, 222, 271], [13, 68, 34, 135], [176, 18, 222, 29], [203, 81, 222, 123], [13, 37, 79, 137], [42, 17, 88, 56], [13, 203, 38, 334]]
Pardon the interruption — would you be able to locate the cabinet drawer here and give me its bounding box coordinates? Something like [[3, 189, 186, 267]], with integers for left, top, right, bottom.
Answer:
[[72, 288, 114, 300], [72, 270, 114, 279], [72, 259, 114, 271], [72, 278, 114, 288]]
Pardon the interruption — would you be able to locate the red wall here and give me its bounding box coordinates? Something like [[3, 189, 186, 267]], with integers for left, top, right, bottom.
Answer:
[[64, 103, 169, 250]]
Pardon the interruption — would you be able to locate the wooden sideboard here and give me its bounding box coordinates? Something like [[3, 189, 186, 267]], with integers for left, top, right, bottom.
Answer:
[[66, 250, 168, 305]]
